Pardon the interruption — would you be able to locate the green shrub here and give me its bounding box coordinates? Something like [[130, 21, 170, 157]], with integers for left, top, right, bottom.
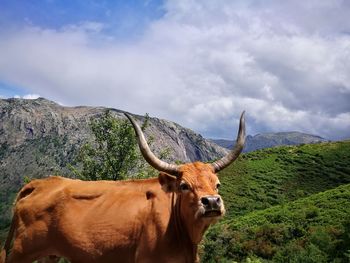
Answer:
[[202, 184, 350, 262]]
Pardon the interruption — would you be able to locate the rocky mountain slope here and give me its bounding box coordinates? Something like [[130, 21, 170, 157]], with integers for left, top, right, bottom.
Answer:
[[212, 131, 327, 152], [0, 97, 228, 176]]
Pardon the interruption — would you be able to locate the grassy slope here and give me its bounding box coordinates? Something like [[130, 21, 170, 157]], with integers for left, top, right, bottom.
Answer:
[[202, 184, 350, 262], [218, 141, 350, 219], [202, 140, 350, 262]]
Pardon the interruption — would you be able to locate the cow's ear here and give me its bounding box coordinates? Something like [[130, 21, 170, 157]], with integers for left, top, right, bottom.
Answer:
[[158, 172, 177, 193]]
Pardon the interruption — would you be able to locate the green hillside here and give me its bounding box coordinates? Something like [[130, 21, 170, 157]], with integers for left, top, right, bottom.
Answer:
[[202, 183, 350, 262], [218, 140, 350, 219], [201, 140, 350, 262]]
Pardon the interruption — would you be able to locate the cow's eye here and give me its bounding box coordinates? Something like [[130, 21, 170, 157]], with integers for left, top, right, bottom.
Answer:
[[180, 183, 190, 192], [216, 183, 221, 190]]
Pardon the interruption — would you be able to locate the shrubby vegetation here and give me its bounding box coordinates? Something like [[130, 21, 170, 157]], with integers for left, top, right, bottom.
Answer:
[[218, 141, 350, 219], [202, 184, 350, 262], [202, 141, 350, 262]]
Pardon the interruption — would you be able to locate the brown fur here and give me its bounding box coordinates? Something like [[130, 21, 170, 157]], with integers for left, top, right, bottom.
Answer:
[[2, 162, 224, 263], [0, 246, 5, 263]]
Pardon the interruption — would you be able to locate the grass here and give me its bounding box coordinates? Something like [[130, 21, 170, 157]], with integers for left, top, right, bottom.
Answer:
[[202, 183, 350, 262], [218, 141, 350, 219], [202, 140, 350, 262]]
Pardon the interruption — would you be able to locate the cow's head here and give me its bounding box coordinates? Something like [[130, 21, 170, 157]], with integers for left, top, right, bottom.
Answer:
[[125, 112, 245, 243]]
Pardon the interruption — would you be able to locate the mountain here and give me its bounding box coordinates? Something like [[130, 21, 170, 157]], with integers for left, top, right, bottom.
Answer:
[[0, 98, 228, 175], [211, 131, 328, 152], [0, 97, 227, 163]]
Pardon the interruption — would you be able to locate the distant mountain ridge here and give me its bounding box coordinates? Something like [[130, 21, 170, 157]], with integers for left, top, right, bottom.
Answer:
[[211, 131, 328, 152]]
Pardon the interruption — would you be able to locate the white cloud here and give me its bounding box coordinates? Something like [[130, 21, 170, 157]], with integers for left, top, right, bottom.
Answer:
[[63, 21, 105, 33], [23, 94, 41, 99], [13, 94, 41, 99], [0, 0, 349, 140]]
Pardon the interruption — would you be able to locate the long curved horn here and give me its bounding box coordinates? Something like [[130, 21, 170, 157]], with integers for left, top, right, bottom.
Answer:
[[211, 111, 246, 173], [125, 113, 180, 176]]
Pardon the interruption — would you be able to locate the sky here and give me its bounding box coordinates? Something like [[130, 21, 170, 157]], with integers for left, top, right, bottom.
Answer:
[[0, 0, 349, 140]]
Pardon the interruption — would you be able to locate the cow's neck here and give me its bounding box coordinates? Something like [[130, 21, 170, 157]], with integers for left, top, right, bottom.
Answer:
[[165, 193, 208, 262]]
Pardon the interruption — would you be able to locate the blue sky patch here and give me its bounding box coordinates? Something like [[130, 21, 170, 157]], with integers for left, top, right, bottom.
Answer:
[[0, 0, 165, 39], [0, 82, 27, 98]]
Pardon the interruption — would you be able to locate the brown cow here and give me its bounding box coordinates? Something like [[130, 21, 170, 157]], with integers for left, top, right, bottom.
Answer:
[[1, 112, 245, 263]]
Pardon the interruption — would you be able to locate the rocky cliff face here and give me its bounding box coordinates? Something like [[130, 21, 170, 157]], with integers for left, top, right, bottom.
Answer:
[[0, 97, 227, 181]]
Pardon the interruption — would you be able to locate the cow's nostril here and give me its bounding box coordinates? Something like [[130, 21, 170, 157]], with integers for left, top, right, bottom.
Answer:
[[216, 197, 221, 205], [201, 197, 209, 206]]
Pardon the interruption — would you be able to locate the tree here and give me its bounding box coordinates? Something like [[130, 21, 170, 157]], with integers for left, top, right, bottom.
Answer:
[[70, 110, 170, 181], [71, 110, 140, 180]]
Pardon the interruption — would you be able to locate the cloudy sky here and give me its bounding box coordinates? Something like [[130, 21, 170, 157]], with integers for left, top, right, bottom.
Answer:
[[0, 0, 349, 140]]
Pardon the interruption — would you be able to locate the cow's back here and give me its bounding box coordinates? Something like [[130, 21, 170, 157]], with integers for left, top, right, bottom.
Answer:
[[11, 176, 172, 262]]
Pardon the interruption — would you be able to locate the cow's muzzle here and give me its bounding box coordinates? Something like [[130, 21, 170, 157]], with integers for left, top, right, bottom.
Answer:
[[200, 195, 224, 218]]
